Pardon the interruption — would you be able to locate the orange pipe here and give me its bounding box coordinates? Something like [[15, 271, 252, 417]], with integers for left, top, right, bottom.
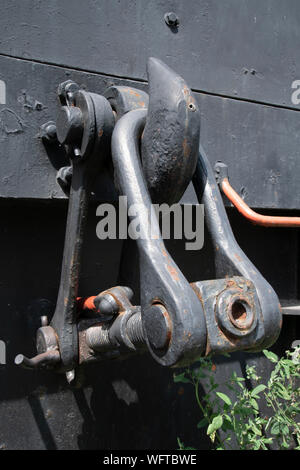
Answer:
[[221, 178, 300, 227]]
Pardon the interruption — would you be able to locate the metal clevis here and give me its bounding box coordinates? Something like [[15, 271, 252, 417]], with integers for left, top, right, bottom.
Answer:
[[15, 58, 282, 384]]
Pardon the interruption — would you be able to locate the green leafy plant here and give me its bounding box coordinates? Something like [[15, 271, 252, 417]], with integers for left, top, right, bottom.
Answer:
[[174, 347, 300, 450]]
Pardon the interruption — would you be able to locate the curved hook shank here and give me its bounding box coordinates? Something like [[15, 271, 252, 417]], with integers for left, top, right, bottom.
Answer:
[[112, 109, 207, 366]]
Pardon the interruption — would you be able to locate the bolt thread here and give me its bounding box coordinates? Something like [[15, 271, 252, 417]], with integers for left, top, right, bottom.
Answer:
[[86, 311, 144, 352], [127, 312, 144, 345], [86, 325, 111, 351]]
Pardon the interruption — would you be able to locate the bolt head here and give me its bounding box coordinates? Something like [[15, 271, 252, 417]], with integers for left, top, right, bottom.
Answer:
[[57, 80, 80, 105]]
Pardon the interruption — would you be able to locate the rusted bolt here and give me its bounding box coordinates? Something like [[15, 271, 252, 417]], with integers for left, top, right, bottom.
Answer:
[[164, 12, 179, 27], [144, 304, 172, 351], [216, 288, 257, 338], [229, 299, 253, 330]]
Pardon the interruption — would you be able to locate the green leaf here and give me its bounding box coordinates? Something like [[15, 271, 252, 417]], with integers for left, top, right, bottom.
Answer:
[[197, 418, 208, 429], [274, 382, 291, 400], [252, 440, 261, 450], [222, 414, 234, 431], [282, 359, 295, 367], [209, 376, 217, 387], [251, 384, 267, 398], [210, 383, 219, 391], [281, 440, 290, 449], [193, 368, 207, 379], [250, 398, 259, 411], [238, 406, 254, 416], [263, 350, 279, 363], [281, 424, 290, 436], [263, 438, 273, 445], [177, 437, 185, 450], [216, 392, 232, 406], [251, 423, 262, 436], [270, 421, 281, 435], [283, 364, 291, 379], [173, 373, 190, 383], [207, 415, 223, 435]]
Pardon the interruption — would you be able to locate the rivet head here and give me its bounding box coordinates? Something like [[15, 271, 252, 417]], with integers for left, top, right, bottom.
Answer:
[[56, 106, 83, 146], [40, 121, 57, 142], [164, 12, 179, 27]]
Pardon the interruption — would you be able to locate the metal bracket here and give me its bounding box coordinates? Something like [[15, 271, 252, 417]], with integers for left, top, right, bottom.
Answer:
[[16, 81, 115, 377], [193, 147, 282, 350], [15, 58, 282, 380]]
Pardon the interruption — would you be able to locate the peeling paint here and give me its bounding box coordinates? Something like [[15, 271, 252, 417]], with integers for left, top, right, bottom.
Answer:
[[17, 90, 46, 112], [112, 379, 138, 406], [0, 108, 25, 136]]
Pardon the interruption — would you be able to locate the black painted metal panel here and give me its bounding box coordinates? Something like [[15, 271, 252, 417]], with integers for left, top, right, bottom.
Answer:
[[1, 0, 300, 109], [1, 56, 300, 208], [0, 0, 299, 452], [0, 56, 119, 201], [0, 200, 298, 449], [199, 94, 300, 209]]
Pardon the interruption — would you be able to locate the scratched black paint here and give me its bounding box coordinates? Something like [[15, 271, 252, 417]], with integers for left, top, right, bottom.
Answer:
[[0, 0, 299, 451]]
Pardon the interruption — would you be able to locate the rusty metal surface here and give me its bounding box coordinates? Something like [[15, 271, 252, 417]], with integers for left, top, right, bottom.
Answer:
[[111, 108, 206, 367], [141, 57, 200, 204], [13, 57, 278, 372], [192, 277, 262, 355]]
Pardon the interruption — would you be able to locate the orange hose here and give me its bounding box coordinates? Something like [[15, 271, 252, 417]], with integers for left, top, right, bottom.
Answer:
[[221, 178, 300, 227]]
